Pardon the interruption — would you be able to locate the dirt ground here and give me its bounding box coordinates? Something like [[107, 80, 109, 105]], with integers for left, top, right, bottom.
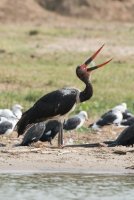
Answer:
[[0, 0, 134, 23], [0, 125, 134, 174]]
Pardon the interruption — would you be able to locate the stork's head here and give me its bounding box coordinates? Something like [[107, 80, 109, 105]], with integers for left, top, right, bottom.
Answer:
[[76, 44, 112, 83]]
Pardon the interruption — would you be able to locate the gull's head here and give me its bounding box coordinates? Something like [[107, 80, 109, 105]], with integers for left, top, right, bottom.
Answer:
[[12, 104, 23, 111], [113, 102, 127, 113], [78, 111, 88, 120]]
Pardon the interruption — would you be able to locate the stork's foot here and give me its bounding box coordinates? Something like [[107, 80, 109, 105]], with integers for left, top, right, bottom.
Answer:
[[58, 143, 64, 148], [98, 142, 108, 147]]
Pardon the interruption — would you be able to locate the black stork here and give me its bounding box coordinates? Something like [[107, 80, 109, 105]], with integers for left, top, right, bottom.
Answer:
[[16, 44, 112, 147], [104, 123, 134, 147], [20, 122, 46, 146], [20, 120, 60, 146]]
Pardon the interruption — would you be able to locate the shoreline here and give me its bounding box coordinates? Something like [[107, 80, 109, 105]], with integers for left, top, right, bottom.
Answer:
[[0, 168, 134, 175], [0, 145, 134, 175]]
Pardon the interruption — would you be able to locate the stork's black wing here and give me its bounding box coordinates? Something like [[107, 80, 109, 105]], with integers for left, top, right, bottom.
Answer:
[[105, 124, 134, 147], [40, 120, 60, 142], [33, 88, 78, 119], [17, 88, 78, 136], [20, 122, 46, 146], [114, 124, 134, 146]]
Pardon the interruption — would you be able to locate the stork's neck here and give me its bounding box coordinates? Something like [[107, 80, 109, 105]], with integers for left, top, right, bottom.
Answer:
[[79, 80, 93, 102]]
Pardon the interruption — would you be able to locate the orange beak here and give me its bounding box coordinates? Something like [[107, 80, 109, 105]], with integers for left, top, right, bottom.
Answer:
[[81, 44, 112, 72]]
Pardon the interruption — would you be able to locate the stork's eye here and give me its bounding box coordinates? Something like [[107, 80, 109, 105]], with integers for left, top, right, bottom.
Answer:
[[80, 64, 87, 71]]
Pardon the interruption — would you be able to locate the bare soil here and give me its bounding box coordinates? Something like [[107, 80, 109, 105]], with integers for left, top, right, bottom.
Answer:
[[0, 0, 134, 23]]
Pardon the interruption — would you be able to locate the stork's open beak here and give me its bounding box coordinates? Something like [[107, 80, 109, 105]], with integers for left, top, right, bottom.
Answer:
[[87, 58, 112, 72], [81, 44, 112, 72]]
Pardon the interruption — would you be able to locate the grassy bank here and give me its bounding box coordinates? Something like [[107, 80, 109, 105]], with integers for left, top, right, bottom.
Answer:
[[0, 20, 134, 116]]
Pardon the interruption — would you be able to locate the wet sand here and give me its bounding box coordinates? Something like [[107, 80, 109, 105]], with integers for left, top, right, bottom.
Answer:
[[0, 125, 134, 174]]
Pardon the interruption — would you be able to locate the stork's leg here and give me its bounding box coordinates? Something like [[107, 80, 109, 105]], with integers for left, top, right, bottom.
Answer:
[[49, 137, 52, 145], [58, 122, 64, 148], [60, 122, 63, 146]]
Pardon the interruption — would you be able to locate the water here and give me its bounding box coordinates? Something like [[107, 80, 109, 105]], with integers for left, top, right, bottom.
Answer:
[[0, 173, 134, 200]]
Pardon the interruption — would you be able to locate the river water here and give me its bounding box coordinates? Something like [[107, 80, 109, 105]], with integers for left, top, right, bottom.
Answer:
[[0, 173, 134, 200]]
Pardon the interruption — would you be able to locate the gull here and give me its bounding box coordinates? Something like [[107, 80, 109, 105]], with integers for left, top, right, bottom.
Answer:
[[0, 104, 23, 119]]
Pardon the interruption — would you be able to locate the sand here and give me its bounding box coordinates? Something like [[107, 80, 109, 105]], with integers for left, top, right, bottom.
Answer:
[[0, 125, 134, 174]]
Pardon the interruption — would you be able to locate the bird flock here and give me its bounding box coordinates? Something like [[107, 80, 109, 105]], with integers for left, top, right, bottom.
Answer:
[[0, 102, 134, 147], [0, 45, 134, 148], [89, 102, 134, 147]]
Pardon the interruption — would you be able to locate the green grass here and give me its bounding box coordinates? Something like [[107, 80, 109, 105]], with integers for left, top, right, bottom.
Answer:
[[0, 22, 134, 117]]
